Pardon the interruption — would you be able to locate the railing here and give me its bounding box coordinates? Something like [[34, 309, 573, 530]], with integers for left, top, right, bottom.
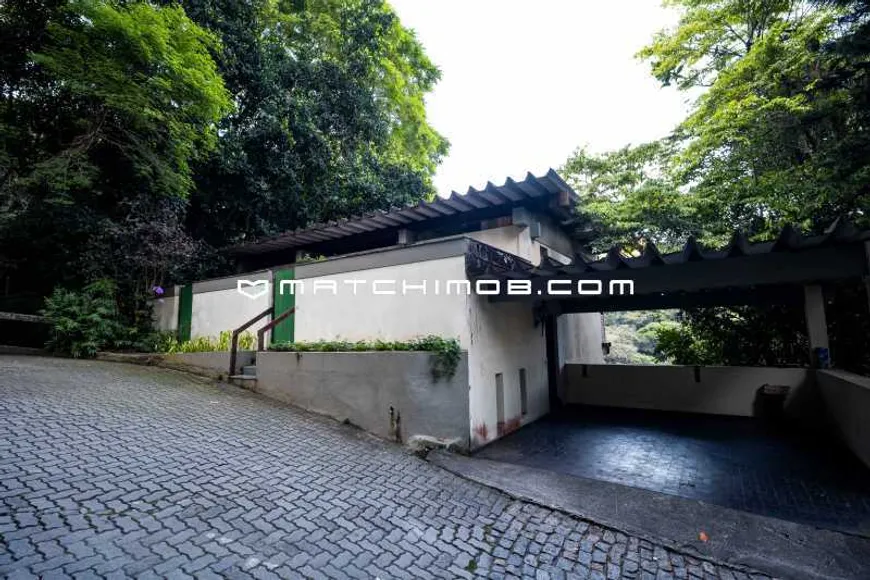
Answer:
[[228, 307, 296, 376], [229, 307, 272, 376], [256, 307, 295, 351]]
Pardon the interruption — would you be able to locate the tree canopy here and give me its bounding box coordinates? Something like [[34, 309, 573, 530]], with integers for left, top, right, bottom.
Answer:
[[1, 0, 446, 334], [171, 0, 448, 249], [563, 0, 870, 371]]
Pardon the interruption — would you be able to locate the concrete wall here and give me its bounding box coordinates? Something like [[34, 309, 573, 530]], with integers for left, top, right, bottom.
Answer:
[[818, 370, 870, 468], [558, 313, 605, 365], [467, 297, 549, 448], [191, 273, 273, 341], [563, 364, 814, 417], [467, 225, 539, 265], [152, 293, 179, 332], [294, 255, 471, 346], [163, 351, 255, 379], [532, 213, 575, 259], [256, 351, 471, 449]]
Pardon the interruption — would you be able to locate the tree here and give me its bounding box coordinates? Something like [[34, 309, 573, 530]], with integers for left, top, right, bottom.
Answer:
[[171, 0, 449, 248], [563, 0, 870, 372], [0, 0, 231, 326], [638, 0, 868, 239], [563, 141, 697, 253]]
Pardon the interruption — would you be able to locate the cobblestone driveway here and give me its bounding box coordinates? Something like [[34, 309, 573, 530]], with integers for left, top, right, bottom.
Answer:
[[0, 356, 766, 579]]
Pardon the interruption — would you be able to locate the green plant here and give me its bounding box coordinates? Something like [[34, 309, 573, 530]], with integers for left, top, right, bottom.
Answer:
[[272, 335, 462, 380], [41, 279, 129, 358], [152, 330, 255, 353], [410, 335, 462, 381]]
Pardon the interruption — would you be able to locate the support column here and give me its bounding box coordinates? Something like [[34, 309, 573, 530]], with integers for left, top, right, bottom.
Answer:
[[804, 284, 829, 367], [397, 228, 414, 245], [544, 314, 561, 410]]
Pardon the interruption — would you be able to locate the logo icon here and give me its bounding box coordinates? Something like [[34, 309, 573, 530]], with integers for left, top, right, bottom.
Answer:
[[237, 279, 270, 300]]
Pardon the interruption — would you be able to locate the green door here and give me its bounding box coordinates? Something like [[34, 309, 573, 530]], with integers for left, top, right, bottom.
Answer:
[[177, 284, 193, 342], [271, 268, 295, 344]]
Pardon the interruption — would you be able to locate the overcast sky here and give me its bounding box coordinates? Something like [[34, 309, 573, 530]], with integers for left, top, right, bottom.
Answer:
[[389, 0, 692, 196]]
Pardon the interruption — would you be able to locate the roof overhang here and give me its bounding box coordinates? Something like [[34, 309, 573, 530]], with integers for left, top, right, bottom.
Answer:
[[465, 222, 870, 313], [228, 170, 577, 257]]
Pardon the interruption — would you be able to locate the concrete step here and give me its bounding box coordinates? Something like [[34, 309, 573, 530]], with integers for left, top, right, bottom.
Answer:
[[241, 365, 257, 377], [229, 374, 257, 390]]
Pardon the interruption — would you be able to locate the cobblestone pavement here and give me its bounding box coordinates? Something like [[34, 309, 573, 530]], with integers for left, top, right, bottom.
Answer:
[[0, 356, 768, 579]]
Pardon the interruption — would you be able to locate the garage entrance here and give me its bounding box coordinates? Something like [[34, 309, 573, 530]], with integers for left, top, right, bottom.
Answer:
[[475, 405, 870, 535], [467, 222, 870, 535]]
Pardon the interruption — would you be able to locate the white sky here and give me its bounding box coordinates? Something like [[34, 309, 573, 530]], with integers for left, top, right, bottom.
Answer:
[[389, 0, 692, 196]]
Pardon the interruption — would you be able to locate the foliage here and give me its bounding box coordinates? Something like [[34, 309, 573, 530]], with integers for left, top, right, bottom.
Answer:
[[0, 0, 231, 301], [563, 143, 696, 254], [564, 0, 870, 371], [172, 0, 449, 249], [152, 330, 256, 354], [272, 335, 462, 380], [41, 279, 131, 358], [651, 306, 810, 366], [1, 0, 445, 344], [603, 310, 677, 364]]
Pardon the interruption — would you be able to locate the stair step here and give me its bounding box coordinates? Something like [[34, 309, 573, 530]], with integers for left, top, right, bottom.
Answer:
[[229, 374, 257, 381], [241, 365, 257, 377]]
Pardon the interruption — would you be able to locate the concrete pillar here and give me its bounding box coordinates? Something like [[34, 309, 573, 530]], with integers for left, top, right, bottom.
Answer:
[[397, 229, 414, 245], [804, 284, 829, 366]]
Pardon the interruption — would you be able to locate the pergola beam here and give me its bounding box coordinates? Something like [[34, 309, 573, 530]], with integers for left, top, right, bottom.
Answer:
[[544, 285, 804, 314], [489, 244, 867, 307]]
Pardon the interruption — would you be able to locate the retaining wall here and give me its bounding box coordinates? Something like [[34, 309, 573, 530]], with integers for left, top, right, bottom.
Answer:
[[818, 370, 870, 468], [255, 351, 471, 450], [562, 364, 815, 417]]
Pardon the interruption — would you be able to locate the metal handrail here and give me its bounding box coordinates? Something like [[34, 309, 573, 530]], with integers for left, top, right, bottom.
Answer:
[[229, 307, 272, 376], [256, 307, 295, 351]]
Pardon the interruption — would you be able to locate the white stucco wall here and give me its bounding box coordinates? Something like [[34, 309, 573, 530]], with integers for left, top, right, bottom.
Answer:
[[562, 364, 814, 417], [294, 256, 472, 346], [152, 293, 178, 332], [467, 297, 549, 448], [558, 313, 605, 365], [190, 285, 273, 341], [290, 246, 557, 449]]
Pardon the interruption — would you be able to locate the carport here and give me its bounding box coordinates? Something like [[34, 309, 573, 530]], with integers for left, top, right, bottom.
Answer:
[[466, 221, 870, 534]]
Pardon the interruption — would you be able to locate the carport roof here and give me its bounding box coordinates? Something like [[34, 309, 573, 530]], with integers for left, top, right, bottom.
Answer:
[[466, 220, 870, 312], [229, 170, 577, 256]]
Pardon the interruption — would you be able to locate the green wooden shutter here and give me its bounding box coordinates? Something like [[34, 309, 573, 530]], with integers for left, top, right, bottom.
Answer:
[[272, 268, 295, 344], [177, 284, 193, 342]]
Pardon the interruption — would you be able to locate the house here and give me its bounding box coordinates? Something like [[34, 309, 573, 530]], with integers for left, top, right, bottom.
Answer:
[[153, 170, 605, 448]]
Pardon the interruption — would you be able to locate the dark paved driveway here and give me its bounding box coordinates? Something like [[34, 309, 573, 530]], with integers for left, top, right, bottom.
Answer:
[[0, 357, 764, 579], [475, 406, 870, 536]]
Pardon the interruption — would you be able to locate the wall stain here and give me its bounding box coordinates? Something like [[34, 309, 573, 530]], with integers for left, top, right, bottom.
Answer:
[[473, 422, 488, 443]]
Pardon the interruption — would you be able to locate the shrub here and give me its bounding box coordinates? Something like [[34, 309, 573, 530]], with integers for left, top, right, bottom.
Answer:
[[41, 279, 130, 358], [152, 330, 255, 353], [272, 335, 462, 380]]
